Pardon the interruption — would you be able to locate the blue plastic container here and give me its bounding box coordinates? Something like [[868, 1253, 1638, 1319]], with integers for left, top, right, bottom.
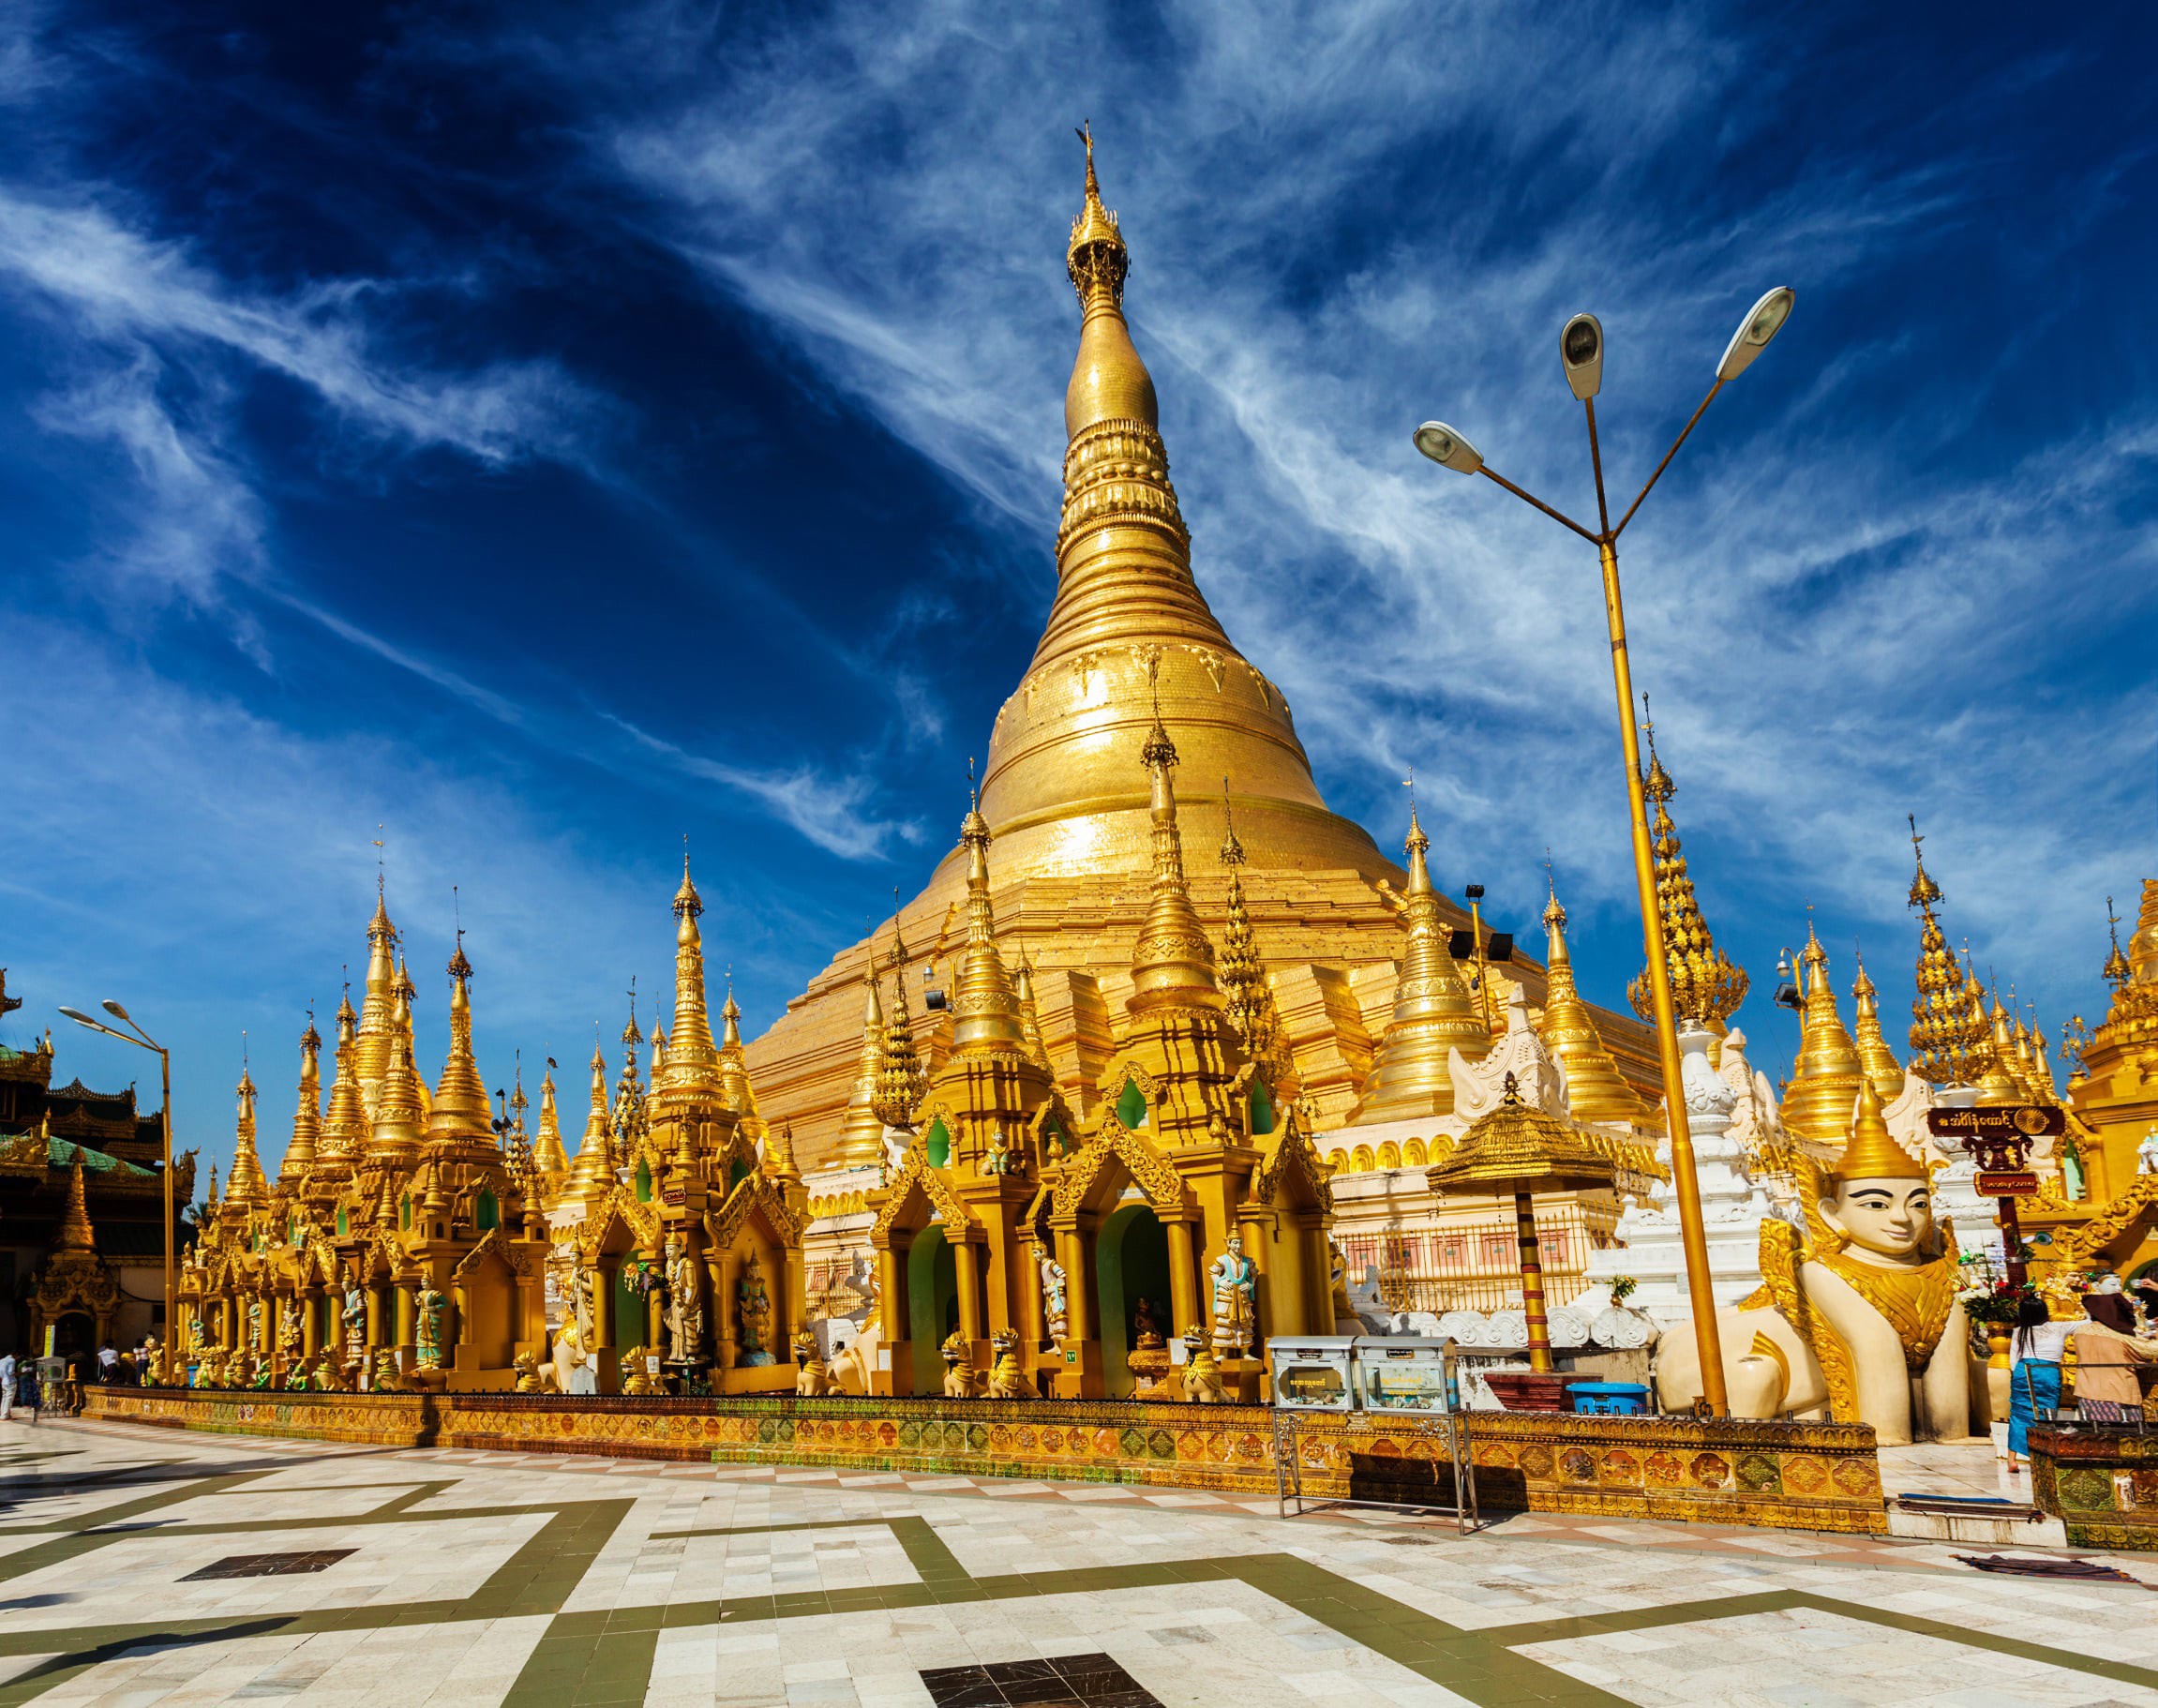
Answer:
[[1566, 1381, 1649, 1416]]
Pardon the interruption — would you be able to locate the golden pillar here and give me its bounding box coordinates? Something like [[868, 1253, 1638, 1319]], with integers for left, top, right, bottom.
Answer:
[[952, 1238, 984, 1345], [300, 1288, 321, 1359], [1514, 1192, 1552, 1373], [1164, 1219, 1200, 1340]]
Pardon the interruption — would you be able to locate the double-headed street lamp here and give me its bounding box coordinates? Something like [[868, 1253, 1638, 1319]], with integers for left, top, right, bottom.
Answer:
[[59, 1000, 177, 1386], [1413, 287, 1795, 1416]]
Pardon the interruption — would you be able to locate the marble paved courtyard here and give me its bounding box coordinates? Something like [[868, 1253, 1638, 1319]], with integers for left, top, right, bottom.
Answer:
[[5, 1420, 2158, 1708]]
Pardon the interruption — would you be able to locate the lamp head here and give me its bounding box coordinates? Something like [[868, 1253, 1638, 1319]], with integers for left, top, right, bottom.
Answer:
[[1716, 287, 1795, 382], [101, 999, 132, 1022], [1560, 313, 1604, 401], [58, 1006, 99, 1029], [1413, 421, 1483, 475]]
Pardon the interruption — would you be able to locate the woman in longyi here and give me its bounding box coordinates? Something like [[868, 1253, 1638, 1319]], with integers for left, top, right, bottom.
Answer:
[[1656, 1080, 1972, 1446]]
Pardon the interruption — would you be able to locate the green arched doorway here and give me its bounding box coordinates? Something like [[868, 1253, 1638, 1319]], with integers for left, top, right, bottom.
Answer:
[[1095, 1203, 1171, 1399], [907, 1225, 959, 1394]]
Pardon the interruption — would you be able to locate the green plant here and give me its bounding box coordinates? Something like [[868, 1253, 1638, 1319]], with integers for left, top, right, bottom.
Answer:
[[1609, 1277, 1638, 1303]]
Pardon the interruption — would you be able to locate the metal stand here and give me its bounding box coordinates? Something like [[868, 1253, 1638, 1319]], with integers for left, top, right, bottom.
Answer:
[[1273, 1408, 1479, 1535]]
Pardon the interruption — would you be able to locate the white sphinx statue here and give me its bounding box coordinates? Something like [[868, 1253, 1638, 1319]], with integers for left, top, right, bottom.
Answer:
[[1656, 1077, 1970, 1446]]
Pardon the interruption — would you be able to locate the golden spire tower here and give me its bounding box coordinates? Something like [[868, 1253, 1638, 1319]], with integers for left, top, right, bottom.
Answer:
[[282, 1013, 322, 1185], [953, 778, 1035, 1049], [1780, 924, 1867, 1147], [874, 923, 928, 1130], [1849, 951, 1905, 1106], [1127, 712, 1222, 1016], [318, 987, 366, 1179], [717, 983, 757, 1118], [427, 935, 493, 1142], [927, 130, 1386, 892], [566, 1043, 615, 1204], [1013, 947, 1054, 1073], [1537, 882, 1648, 1125], [835, 966, 889, 1166], [1216, 787, 1295, 1091], [226, 1055, 271, 1209], [354, 883, 398, 1113], [1352, 807, 1487, 1121], [659, 850, 725, 1101], [534, 1062, 570, 1184], [1904, 818, 1993, 1086], [367, 983, 427, 1167], [1974, 990, 2024, 1106], [1627, 723, 1747, 1028], [56, 1158, 96, 1251]]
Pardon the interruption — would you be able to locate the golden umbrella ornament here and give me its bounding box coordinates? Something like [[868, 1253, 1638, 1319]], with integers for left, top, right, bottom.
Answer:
[[1426, 1074, 1616, 1372]]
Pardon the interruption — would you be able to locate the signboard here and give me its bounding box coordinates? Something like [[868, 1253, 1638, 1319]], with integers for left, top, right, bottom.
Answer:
[[1926, 1105, 2065, 1139], [1975, 1171, 2042, 1197]]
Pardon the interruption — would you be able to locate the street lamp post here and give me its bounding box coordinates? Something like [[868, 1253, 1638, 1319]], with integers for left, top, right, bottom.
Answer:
[[1412, 288, 1795, 1416], [59, 1002, 177, 1386]]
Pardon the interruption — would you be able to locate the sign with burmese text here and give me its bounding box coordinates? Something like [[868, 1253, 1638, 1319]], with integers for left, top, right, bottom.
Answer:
[[1974, 1171, 2042, 1197], [1925, 1105, 2065, 1139]]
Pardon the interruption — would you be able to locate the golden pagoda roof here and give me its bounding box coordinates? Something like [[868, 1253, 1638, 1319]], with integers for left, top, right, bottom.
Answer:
[[1126, 710, 1222, 1017], [564, 1044, 616, 1204], [427, 939, 492, 1139], [1780, 924, 1867, 1147], [1216, 788, 1293, 1090], [835, 966, 889, 1165], [1426, 1073, 1617, 1197], [282, 1017, 322, 1184], [873, 922, 928, 1130], [951, 782, 1032, 1051], [1904, 817, 1994, 1086], [55, 1156, 96, 1251], [226, 1058, 270, 1208], [1627, 722, 1746, 1027], [659, 851, 724, 1101], [1537, 883, 1647, 1125], [1352, 806, 1486, 1121], [1849, 951, 1905, 1106], [534, 1066, 569, 1182]]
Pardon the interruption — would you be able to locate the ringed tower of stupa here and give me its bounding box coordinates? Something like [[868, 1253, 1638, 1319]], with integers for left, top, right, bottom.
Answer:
[[748, 137, 1661, 1162]]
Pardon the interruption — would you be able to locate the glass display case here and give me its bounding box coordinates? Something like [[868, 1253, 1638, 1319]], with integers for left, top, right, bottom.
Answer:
[[1353, 1336, 1459, 1414], [1266, 1335, 1356, 1411]]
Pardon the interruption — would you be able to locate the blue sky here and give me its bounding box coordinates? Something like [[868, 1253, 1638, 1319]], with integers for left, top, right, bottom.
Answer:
[[2, 2, 2151, 1188]]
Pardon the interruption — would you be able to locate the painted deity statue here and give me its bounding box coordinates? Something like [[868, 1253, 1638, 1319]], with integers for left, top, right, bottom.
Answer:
[[737, 1266, 773, 1367], [416, 1284, 447, 1370], [1037, 1243, 1069, 1341], [340, 1284, 367, 1366], [2137, 1126, 2158, 1176], [666, 1237, 705, 1364], [277, 1302, 301, 1364], [1209, 1235, 1257, 1356], [247, 1297, 263, 1356], [1656, 1080, 1971, 1446]]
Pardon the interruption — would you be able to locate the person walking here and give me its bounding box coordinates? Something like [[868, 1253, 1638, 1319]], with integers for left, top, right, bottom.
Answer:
[[2006, 1293, 2071, 1463], [2073, 1293, 2157, 1424], [0, 1350, 14, 1421]]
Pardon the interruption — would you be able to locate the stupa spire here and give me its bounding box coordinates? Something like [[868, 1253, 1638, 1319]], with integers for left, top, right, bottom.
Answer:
[[1126, 706, 1221, 1015], [1216, 782, 1292, 1088], [952, 765, 1032, 1051], [1626, 716, 1747, 1027], [354, 876, 399, 1108], [716, 978, 757, 1117], [1536, 879, 1647, 1125], [282, 1012, 322, 1184], [661, 845, 724, 1097], [836, 960, 889, 1165], [368, 983, 427, 1164], [427, 928, 491, 1138], [534, 1061, 569, 1183], [1849, 950, 1904, 1106], [1905, 817, 1993, 1086], [1012, 945, 1054, 1073], [1351, 802, 1488, 1120], [226, 1049, 270, 1208], [319, 985, 366, 1171], [1780, 922, 1867, 1146], [566, 1042, 614, 1203], [874, 921, 928, 1130], [55, 1158, 96, 1251]]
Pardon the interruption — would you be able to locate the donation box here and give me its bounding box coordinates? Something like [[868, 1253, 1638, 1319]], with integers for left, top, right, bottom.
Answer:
[[1266, 1336, 1356, 1411]]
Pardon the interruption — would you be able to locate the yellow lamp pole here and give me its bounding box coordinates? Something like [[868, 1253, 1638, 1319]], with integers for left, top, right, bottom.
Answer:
[[1412, 288, 1796, 1416], [59, 1002, 177, 1385]]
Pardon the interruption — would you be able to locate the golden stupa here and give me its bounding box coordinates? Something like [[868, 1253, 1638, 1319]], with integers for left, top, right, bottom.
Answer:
[[748, 137, 1661, 1161]]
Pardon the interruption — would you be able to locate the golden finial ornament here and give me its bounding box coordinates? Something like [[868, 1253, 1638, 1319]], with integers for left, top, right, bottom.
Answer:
[[659, 844, 724, 1101], [1216, 779, 1294, 1090], [949, 758, 1032, 1053], [1626, 714, 1747, 1027], [427, 922, 491, 1140], [1537, 877, 1648, 1124], [1849, 948, 1905, 1106], [874, 918, 928, 1129], [1779, 923, 1868, 1148], [836, 950, 890, 1166], [1352, 802, 1488, 1120], [55, 1158, 96, 1252], [226, 1047, 270, 1208], [565, 1042, 614, 1204], [282, 1011, 323, 1184], [2103, 895, 2132, 986], [1126, 701, 1222, 1015], [534, 1059, 569, 1184], [1903, 817, 1994, 1086]]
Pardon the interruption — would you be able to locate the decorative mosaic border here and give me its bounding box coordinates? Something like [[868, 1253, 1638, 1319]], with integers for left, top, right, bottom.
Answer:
[[82, 1388, 1884, 1533]]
